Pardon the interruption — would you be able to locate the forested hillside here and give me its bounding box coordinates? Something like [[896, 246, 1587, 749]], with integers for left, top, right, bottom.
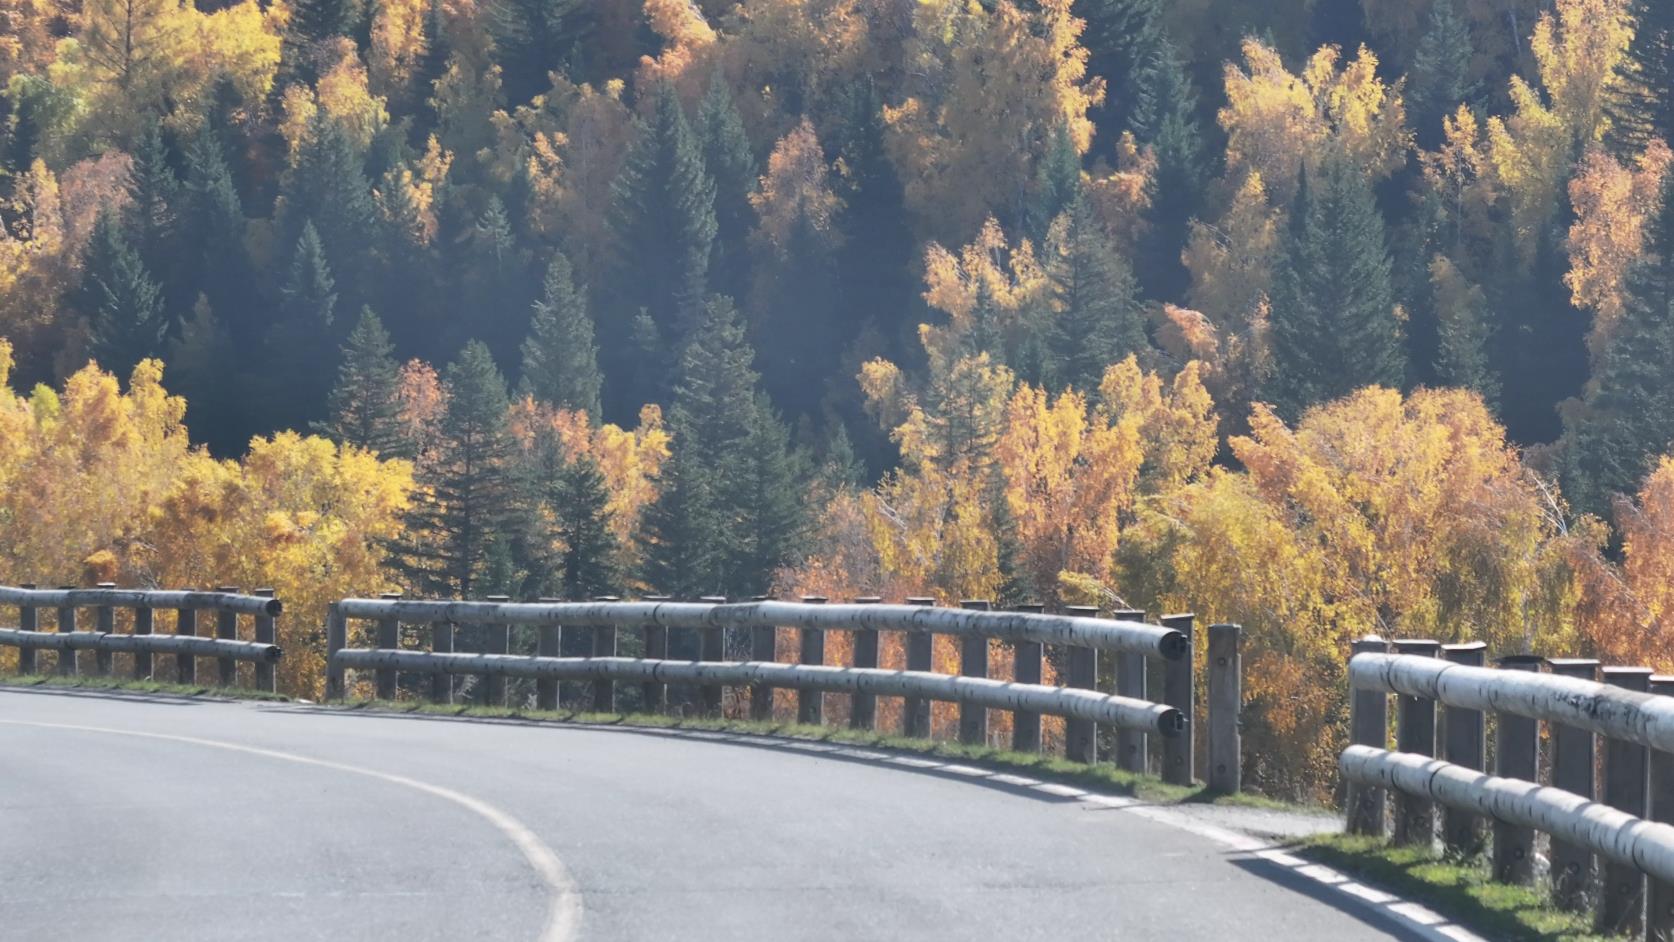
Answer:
[[2, 0, 1673, 797]]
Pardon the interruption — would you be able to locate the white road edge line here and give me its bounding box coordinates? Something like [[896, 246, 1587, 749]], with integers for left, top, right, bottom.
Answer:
[[0, 720, 582, 942]]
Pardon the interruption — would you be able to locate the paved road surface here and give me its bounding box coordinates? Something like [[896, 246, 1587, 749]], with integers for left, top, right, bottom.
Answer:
[[0, 687, 1421, 941]]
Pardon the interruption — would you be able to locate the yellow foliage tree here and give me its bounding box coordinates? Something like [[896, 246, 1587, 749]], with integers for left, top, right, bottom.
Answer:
[[1565, 141, 1674, 354]]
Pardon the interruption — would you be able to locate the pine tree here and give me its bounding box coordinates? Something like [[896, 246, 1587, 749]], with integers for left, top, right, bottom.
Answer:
[[1606, 0, 1674, 158], [697, 71, 757, 302], [519, 252, 602, 417], [279, 112, 377, 307], [552, 454, 620, 600], [1132, 38, 1206, 301], [723, 394, 805, 596], [79, 210, 168, 377], [267, 221, 341, 432], [394, 340, 522, 598], [1025, 123, 1082, 243], [127, 121, 180, 297], [1265, 160, 1404, 419], [1408, 0, 1481, 149], [605, 81, 716, 386], [319, 307, 410, 457], [491, 0, 590, 103], [1045, 199, 1146, 393]]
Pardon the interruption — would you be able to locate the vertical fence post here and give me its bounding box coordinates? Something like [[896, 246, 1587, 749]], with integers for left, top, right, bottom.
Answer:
[[1112, 609, 1148, 774], [700, 596, 727, 716], [325, 604, 345, 701], [591, 596, 618, 713], [92, 583, 117, 677], [482, 596, 511, 708], [903, 597, 935, 738], [17, 583, 38, 675], [1600, 666, 1653, 938], [430, 616, 453, 706], [1011, 603, 1044, 754], [535, 598, 561, 712], [1548, 657, 1600, 910], [958, 600, 991, 746], [1648, 674, 1674, 942], [1064, 605, 1100, 764], [750, 596, 776, 722], [55, 587, 77, 677], [375, 591, 401, 701], [1207, 624, 1242, 794], [1392, 639, 1441, 847], [1494, 655, 1544, 885], [175, 604, 197, 684], [1347, 635, 1390, 836], [215, 586, 241, 687], [253, 589, 276, 693], [1441, 643, 1487, 857], [1161, 613, 1196, 785], [850, 597, 881, 731], [642, 596, 671, 714], [132, 605, 154, 681], [797, 596, 827, 726]]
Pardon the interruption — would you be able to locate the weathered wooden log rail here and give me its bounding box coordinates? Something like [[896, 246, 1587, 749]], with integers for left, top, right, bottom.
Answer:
[[1341, 639, 1674, 940], [327, 595, 1246, 790], [0, 584, 283, 691]]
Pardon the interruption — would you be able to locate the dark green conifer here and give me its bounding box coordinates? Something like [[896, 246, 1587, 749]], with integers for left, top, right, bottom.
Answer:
[[1408, 0, 1481, 149], [79, 210, 168, 378], [697, 71, 757, 302], [1132, 38, 1206, 301], [267, 221, 341, 432], [319, 307, 410, 457], [491, 0, 590, 103], [519, 252, 603, 418], [1606, 0, 1674, 157], [1045, 199, 1146, 393]]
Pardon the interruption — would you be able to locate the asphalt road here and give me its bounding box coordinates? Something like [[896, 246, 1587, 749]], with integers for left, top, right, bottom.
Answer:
[[0, 686, 1422, 941]]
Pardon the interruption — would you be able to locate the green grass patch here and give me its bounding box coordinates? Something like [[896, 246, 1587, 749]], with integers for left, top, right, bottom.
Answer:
[[0, 672, 290, 702], [1299, 834, 1622, 942]]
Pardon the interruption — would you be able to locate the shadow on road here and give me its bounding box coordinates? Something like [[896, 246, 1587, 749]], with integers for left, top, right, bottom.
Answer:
[[0, 683, 208, 706], [1226, 852, 1437, 942]]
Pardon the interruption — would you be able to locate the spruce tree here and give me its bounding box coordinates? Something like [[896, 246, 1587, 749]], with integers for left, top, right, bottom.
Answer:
[[79, 210, 168, 378], [1132, 38, 1206, 301], [519, 252, 602, 417], [697, 71, 757, 302], [1430, 258, 1499, 406], [127, 121, 180, 298], [1045, 199, 1146, 393], [267, 221, 341, 432], [181, 124, 255, 343], [551, 454, 620, 600], [278, 112, 377, 307], [1265, 160, 1404, 419], [724, 394, 805, 597], [753, 210, 843, 423], [491, 0, 590, 103], [459, 195, 532, 369], [319, 307, 410, 457], [1606, 0, 1674, 158], [1408, 0, 1481, 149], [281, 0, 357, 85], [605, 81, 716, 382], [832, 78, 919, 353], [1025, 123, 1082, 243], [167, 295, 242, 457], [394, 340, 522, 598], [1075, 0, 1163, 145]]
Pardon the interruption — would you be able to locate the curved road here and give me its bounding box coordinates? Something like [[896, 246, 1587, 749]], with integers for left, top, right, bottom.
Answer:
[[1, 687, 1424, 941]]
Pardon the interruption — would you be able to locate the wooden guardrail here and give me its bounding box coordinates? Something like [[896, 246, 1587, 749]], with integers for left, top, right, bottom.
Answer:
[[0, 583, 283, 691], [1341, 638, 1674, 939], [326, 595, 1245, 791]]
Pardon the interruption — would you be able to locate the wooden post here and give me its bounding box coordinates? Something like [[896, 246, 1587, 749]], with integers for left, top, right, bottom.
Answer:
[[131, 606, 154, 681], [1347, 635, 1390, 836], [1441, 643, 1488, 857], [536, 598, 561, 712], [1065, 605, 1099, 764], [215, 586, 240, 688], [1548, 657, 1599, 910], [591, 596, 618, 713], [1161, 613, 1196, 785], [1392, 639, 1441, 847], [797, 596, 827, 725], [1207, 624, 1242, 794], [700, 596, 726, 716], [1113, 609, 1148, 775], [483, 595, 511, 708], [325, 604, 345, 701], [375, 591, 401, 701], [1599, 666, 1652, 938], [1493, 655, 1544, 885], [850, 597, 881, 731], [1647, 675, 1674, 942], [642, 596, 671, 714], [1011, 603, 1044, 753], [903, 597, 935, 738], [93, 584, 117, 677], [17, 583, 37, 675], [56, 587, 77, 677], [958, 600, 991, 746], [430, 618, 453, 705], [750, 595, 776, 722], [253, 589, 276, 693], [175, 605, 197, 684]]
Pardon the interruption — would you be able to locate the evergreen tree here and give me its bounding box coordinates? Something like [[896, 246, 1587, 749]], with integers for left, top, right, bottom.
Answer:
[[1045, 199, 1146, 393], [697, 71, 757, 302], [1265, 161, 1404, 419], [1132, 38, 1206, 301], [1430, 259, 1498, 406], [724, 394, 805, 596], [1308, 0, 1368, 53], [491, 0, 590, 103], [1606, 0, 1674, 158], [519, 252, 603, 417], [267, 221, 341, 433], [1075, 0, 1163, 146], [167, 295, 243, 457], [278, 112, 377, 308], [457, 195, 532, 369], [79, 210, 168, 377], [551, 454, 620, 600], [1025, 123, 1082, 243], [832, 78, 919, 353], [394, 340, 522, 598], [281, 0, 357, 85], [1408, 0, 1481, 149], [319, 307, 410, 457], [127, 121, 180, 300], [753, 210, 843, 424], [180, 124, 255, 344], [605, 80, 717, 408]]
